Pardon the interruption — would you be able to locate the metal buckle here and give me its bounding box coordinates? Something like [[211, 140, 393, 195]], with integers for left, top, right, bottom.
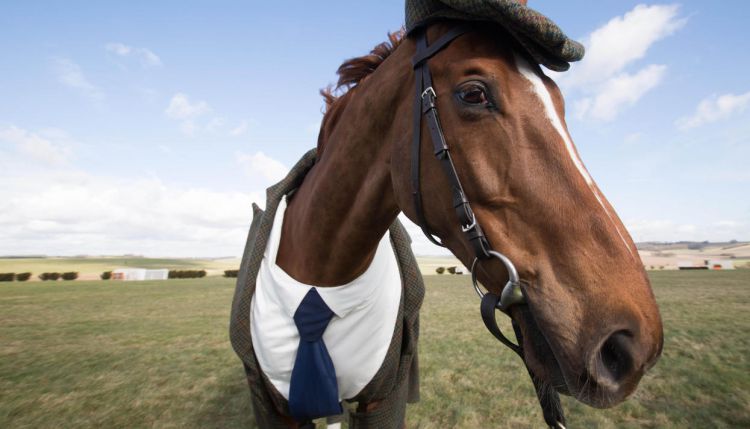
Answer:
[[421, 86, 436, 100], [471, 251, 525, 311], [461, 212, 477, 232]]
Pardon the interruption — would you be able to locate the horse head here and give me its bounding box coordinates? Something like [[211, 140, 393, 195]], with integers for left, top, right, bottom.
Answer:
[[388, 21, 664, 408]]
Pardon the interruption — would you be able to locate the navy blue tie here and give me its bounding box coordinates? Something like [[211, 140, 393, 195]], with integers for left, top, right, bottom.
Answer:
[[288, 288, 342, 422]]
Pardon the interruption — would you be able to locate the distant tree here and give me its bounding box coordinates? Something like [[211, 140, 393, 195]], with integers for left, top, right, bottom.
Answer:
[[15, 272, 32, 282], [435, 267, 445, 274], [224, 270, 239, 278], [168, 270, 207, 279], [101, 271, 112, 280], [447, 266, 457, 274], [39, 272, 61, 281], [0, 273, 15, 282], [61, 272, 79, 281]]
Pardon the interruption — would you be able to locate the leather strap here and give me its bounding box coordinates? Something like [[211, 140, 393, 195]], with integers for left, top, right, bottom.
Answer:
[[481, 294, 566, 429], [410, 25, 490, 258], [512, 318, 566, 429], [411, 32, 443, 247], [411, 24, 565, 428], [480, 293, 521, 355], [411, 26, 472, 68]]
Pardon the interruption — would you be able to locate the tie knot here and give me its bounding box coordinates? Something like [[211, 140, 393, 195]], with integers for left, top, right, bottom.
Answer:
[[293, 288, 335, 342]]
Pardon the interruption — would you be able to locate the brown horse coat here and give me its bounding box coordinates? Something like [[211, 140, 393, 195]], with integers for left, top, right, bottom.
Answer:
[[229, 149, 425, 428]]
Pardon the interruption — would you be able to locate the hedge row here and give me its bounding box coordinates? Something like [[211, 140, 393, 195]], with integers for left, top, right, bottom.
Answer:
[[39, 272, 61, 281], [224, 270, 239, 278], [38, 272, 78, 281], [61, 272, 79, 280], [168, 270, 207, 279], [4, 269, 220, 282], [1, 272, 64, 282], [0, 273, 16, 282], [435, 266, 463, 275]]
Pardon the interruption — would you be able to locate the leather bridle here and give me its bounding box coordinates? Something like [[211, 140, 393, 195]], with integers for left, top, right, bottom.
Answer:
[[410, 24, 567, 429]]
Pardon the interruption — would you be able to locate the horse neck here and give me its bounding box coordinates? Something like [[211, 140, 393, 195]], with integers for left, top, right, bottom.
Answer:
[[275, 46, 412, 286]]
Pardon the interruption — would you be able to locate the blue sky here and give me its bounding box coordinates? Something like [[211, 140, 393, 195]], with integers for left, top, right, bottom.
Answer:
[[1, 1, 749, 256]]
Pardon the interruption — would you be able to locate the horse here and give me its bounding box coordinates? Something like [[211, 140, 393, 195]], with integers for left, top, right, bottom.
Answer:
[[236, 18, 664, 429]]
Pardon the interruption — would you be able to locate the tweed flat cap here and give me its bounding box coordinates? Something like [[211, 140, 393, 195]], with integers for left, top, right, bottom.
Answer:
[[405, 0, 584, 71]]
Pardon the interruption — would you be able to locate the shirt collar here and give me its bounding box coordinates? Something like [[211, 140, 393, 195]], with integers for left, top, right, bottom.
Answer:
[[264, 197, 393, 319]]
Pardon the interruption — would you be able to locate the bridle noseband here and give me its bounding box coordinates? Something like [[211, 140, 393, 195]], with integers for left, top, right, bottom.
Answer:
[[410, 24, 566, 429]]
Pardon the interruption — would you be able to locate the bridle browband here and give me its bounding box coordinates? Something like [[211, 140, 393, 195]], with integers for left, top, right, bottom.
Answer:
[[410, 24, 566, 429]]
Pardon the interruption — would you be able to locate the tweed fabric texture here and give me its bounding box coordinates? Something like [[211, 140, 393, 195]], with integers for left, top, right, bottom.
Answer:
[[405, 0, 584, 71], [229, 148, 425, 428]]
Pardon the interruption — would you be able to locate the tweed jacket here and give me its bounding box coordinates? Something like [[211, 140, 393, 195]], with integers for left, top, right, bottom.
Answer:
[[229, 148, 425, 428]]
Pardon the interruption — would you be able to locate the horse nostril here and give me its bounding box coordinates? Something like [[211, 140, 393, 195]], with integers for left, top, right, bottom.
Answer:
[[596, 330, 635, 384], [581, 325, 659, 407]]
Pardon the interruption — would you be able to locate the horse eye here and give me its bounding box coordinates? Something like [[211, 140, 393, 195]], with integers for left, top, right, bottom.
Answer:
[[458, 84, 489, 105]]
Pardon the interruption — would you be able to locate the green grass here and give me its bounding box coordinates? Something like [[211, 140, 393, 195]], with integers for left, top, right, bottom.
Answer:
[[1, 271, 748, 428]]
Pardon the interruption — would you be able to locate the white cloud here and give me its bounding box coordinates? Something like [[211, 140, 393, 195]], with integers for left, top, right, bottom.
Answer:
[[52, 57, 104, 101], [105, 42, 162, 67], [623, 132, 644, 144], [563, 4, 686, 88], [138, 49, 162, 67], [626, 219, 749, 242], [179, 120, 197, 137], [206, 117, 226, 133], [165, 93, 210, 120], [0, 130, 286, 257], [556, 4, 685, 121], [229, 120, 249, 137], [0, 170, 261, 257], [236, 151, 288, 184], [165, 93, 212, 135], [575, 64, 666, 121], [0, 125, 72, 165], [164, 94, 251, 137], [105, 42, 131, 56], [676, 91, 750, 129]]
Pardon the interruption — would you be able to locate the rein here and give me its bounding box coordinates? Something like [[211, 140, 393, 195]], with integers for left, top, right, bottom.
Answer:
[[410, 25, 566, 429]]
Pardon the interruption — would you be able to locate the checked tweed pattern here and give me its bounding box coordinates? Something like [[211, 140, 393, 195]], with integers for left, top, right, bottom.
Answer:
[[229, 148, 425, 428], [405, 0, 585, 71]]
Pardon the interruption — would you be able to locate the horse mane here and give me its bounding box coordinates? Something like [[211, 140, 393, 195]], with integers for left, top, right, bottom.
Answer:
[[317, 29, 406, 154]]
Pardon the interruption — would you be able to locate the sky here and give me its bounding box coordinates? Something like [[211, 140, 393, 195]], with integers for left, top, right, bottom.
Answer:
[[1, 1, 749, 257]]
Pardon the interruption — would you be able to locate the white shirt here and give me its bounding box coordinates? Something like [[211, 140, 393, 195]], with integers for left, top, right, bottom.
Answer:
[[250, 197, 402, 400]]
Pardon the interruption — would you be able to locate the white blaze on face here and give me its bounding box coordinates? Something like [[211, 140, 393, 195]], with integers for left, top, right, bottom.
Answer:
[[513, 53, 635, 258]]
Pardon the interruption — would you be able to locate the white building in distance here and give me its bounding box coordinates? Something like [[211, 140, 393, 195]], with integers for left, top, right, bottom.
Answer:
[[677, 260, 734, 270], [112, 268, 169, 281]]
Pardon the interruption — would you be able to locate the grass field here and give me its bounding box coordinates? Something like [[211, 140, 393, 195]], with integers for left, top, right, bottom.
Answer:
[[1, 271, 748, 428]]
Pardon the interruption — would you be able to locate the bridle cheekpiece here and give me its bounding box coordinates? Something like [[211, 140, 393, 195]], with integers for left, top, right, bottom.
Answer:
[[409, 24, 566, 429]]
